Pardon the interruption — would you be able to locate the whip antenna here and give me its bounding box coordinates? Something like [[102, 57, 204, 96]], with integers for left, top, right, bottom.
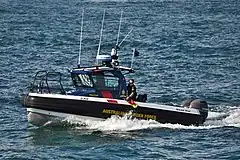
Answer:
[[78, 9, 84, 68], [118, 27, 133, 47], [96, 10, 106, 65], [116, 11, 123, 46]]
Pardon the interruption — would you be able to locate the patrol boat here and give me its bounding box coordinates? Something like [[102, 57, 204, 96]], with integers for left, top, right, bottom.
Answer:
[[20, 11, 208, 126], [20, 51, 208, 126]]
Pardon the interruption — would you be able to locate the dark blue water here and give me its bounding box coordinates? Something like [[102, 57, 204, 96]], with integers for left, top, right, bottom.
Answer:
[[1, 0, 240, 159]]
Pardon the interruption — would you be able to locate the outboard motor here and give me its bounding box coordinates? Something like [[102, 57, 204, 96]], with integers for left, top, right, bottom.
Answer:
[[182, 99, 208, 123], [137, 94, 147, 102], [182, 99, 194, 107]]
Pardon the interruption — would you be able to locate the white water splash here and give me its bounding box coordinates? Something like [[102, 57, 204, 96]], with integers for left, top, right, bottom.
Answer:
[[222, 108, 240, 127], [204, 107, 240, 128], [62, 107, 240, 131], [207, 111, 228, 120]]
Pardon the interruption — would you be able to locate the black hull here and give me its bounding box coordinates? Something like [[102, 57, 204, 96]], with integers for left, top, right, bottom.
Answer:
[[21, 94, 206, 126]]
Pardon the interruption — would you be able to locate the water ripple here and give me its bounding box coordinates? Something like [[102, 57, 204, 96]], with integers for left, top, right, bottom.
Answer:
[[1, 0, 240, 159]]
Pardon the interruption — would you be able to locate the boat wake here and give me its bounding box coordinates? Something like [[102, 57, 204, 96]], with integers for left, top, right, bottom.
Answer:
[[38, 105, 240, 131], [53, 106, 240, 131], [205, 107, 240, 128]]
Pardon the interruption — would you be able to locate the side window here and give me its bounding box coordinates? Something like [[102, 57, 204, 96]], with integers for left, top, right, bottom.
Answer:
[[79, 74, 93, 87], [92, 75, 106, 90], [92, 72, 119, 91], [105, 76, 119, 90]]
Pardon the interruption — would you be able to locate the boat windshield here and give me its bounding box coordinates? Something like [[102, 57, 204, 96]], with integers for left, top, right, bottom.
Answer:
[[72, 74, 93, 88]]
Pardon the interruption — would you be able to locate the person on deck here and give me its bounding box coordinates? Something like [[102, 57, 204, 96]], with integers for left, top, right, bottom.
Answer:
[[126, 79, 137, 101]]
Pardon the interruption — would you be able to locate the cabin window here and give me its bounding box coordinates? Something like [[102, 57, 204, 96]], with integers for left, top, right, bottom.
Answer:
[[92, 75, 106, 90], [105, 77, 119, 90], [92, 73, 119, 91], [72, 74, 93, 88]]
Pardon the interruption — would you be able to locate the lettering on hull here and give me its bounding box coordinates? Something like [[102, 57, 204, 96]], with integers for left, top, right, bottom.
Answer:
[[102, 109, 157, 120]]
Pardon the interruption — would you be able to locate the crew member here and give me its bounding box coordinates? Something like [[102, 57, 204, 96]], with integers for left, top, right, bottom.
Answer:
[[126, 79, 137, 101]]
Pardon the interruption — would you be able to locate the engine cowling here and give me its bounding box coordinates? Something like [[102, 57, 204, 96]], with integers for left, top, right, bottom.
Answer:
[[182, 99, 208, 123], [182, 99, 194, 107]]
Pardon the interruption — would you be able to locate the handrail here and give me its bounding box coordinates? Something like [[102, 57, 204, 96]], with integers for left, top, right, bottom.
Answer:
[[30, 71, 66, 94]]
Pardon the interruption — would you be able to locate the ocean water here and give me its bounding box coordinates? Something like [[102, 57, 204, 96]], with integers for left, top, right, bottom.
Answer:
[[0, 0, 240, 159]]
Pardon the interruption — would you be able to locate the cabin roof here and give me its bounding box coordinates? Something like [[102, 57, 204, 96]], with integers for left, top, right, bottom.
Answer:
[[71, 65, 134, 75]]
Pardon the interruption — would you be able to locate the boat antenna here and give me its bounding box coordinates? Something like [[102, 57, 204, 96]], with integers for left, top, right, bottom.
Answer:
[[78, 9, 84, 68], [118, 27, 133, 47], [96, 10, 106, 65], [116, 10, 123, 46]]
